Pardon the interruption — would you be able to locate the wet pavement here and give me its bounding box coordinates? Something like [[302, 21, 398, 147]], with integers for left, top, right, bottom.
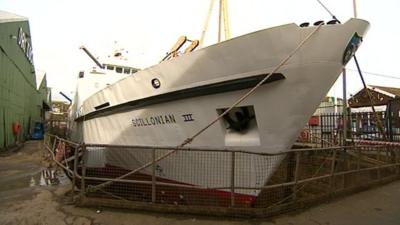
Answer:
[[0, 141, 70, 193], [0, 165, 70, 192], [0, 161, 43, 192], [0, 140, 399, 225]]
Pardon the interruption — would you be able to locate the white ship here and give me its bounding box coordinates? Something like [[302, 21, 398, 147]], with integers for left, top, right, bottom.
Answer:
[[69, 11, 369, 202], [68, 46, 140, 141]]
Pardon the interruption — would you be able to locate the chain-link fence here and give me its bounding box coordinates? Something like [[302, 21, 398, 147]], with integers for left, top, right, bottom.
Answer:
[[44, 134, 400, 217]]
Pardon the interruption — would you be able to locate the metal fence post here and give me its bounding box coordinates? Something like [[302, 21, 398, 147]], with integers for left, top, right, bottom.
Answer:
[[385, 146, 389, 163], [396, 147, 400, 175], [341, 147, 347, 189], [52, 136, 57, 153], [320, 120, 324, 148], [377, 147, 382, 181], [80, 143, 87, 196], [44, 134, 49, 147], [330, 149, 337, 190], [72, 145, 79, 196], [230, 151, 235, 207], [292, 151, 301, 201], [47, 135, 51, 147], [152, 148, 156, 203], [357, 146, 361, 171]]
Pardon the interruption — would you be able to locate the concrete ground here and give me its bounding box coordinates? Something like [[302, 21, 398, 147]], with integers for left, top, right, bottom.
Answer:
[[0, 141, 399, 225]]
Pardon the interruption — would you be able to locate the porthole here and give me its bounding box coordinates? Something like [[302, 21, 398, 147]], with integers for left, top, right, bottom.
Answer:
[[151, 78, 161, 89]]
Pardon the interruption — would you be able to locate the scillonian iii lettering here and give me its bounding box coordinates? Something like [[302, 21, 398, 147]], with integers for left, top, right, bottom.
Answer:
[[131, 114, 176, 127]]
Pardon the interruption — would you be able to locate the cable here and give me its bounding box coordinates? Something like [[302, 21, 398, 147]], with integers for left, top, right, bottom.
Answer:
[[316, 0, 340, 22], [346, 68, 400, 80]]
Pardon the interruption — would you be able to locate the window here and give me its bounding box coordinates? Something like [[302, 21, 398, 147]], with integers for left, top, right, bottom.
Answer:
[[123, 68, 130, 74], [116, 67, 123, 73], [131, 69, 138, 74], [106, 65, 114, 70]]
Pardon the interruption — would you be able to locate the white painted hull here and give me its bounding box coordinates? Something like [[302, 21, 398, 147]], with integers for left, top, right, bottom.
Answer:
[[74, 19, 369, 197]]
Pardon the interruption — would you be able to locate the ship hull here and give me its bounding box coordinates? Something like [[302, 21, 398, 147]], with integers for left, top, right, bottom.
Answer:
[[74, 19, 369, 198]]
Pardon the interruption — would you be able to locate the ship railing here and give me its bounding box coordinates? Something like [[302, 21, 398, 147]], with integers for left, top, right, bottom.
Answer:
[[43, 133, 400, 217]]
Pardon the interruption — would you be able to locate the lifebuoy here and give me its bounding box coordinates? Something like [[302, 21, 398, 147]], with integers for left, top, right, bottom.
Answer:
[[12, 122, 21, 135]]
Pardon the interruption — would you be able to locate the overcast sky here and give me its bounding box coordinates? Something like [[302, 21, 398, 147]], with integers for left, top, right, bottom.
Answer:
[[1, 0, 400, 101]]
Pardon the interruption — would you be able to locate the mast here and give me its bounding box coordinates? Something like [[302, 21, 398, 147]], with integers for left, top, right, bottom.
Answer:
[[218, 0, 222, 42], [222, 0, 231, 40], [199, 0, 231, 47], [353, 0, 358, 18], [199, 0, 215, 47]]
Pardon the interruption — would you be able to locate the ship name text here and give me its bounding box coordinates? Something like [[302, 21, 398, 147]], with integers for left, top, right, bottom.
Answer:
[[131, 114, 176, 127]]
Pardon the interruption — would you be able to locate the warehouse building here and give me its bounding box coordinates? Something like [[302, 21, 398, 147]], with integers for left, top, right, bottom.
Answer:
[[0, 11, 50, 150]]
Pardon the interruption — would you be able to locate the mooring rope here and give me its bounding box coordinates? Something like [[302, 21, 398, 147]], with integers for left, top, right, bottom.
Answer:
[[87, 23, 324, 192]]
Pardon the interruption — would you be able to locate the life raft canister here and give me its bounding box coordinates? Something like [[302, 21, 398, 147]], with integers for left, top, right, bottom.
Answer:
[[12, 122, 21, 135]]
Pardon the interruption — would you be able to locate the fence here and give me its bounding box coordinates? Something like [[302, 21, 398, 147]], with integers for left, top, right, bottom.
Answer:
[[44, 134, 400, 217], [297, 111, 400, 148]]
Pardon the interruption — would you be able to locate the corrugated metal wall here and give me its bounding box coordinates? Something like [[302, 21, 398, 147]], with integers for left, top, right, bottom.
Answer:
[[0, 19, 42, 150]]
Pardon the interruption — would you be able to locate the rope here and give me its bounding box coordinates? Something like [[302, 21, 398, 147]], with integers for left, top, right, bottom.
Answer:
[[87, 24, 323, 192]]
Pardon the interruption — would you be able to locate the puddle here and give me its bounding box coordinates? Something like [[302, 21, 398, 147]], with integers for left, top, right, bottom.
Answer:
[[0, 168, 71, 193], [37, 168, 71, 186]]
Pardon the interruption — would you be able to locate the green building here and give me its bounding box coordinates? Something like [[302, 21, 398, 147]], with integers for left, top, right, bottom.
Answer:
[[0, 11, 50, 150]]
